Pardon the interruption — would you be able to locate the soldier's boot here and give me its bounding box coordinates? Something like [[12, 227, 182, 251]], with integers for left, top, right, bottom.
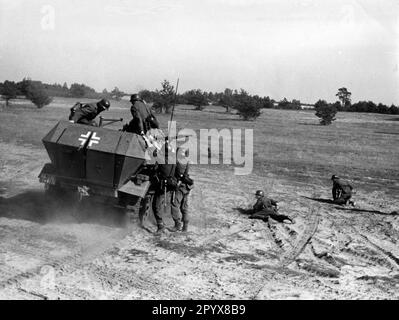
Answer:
[[182, 221, 188, 232], [169, 220, 183, 232], [155, 223, 166, 235], [279, 214, 295, 224]]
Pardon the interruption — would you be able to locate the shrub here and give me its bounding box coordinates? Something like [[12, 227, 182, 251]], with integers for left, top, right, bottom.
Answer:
[[139, 89, 157, 103], [110, 87, 124, 101], [277, 98, 301, 110], [184, 89, 208, 111], [234, 89, 262, 120], [69, 83, 99, 98], [26, 82, 52, 108], [262, 96, 274, 109], [155, 80, 175, 114], [152, 101, 165, 114], [390, 104, 399, 115], [314, 99, 337, 125]]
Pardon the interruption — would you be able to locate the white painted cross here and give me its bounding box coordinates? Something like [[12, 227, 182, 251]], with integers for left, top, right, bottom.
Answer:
[[88, 132, 101, 147], [78, 131, 101, 147], [78, 131, 92, 146]]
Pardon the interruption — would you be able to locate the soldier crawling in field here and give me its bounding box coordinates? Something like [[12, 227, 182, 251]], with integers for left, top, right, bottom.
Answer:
[[68, 99, 110, 126], [249, 190, 295, 224], [331, 175, 355, 206]]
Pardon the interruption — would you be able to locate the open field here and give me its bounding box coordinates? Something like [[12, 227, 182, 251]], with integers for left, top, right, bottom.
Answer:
[[0, 97, 398, 299]]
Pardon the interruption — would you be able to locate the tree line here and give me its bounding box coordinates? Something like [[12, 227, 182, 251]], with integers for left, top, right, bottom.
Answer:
[[1, 79, 398, 121], [0, 79, 53, 108], [0, 78, 120, 108], [313, 87, 399, 125], [138, 80, 273, 120], [139, 82, 399, 119]]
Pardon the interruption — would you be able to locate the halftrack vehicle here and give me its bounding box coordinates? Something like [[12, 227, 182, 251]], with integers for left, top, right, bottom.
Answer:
[[38, 120, 159, 221]]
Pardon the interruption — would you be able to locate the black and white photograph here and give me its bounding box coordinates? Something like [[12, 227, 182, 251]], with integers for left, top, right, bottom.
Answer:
[[0, 0, 398, 302]]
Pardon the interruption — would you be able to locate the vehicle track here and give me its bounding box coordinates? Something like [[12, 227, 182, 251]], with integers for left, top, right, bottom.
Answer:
[[296, 259, 340, 278], [279, 209, 319, 267], [360, 235, 399, 269]]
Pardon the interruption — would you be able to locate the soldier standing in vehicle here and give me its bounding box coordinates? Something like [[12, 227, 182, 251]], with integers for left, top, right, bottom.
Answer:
[[124, 93, 159, 135], [122, 108, 143, 135], [69, 99, 110, 126], [331, 175, 355, 206], [170, 147, 194, 232], [249, 190, 295, 224]]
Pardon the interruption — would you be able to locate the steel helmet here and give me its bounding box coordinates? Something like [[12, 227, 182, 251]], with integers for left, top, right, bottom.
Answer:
[[99, 99, 110, 109], [177, 147, 189, 157], [130, 93, 140, 102], [255, 190, 264, 197]]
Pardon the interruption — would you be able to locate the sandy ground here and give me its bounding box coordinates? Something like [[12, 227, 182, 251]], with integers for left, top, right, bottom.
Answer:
[[0, 138, 398, 300]]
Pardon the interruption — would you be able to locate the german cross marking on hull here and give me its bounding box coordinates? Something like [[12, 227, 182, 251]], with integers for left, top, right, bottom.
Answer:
[[78, 131, 101, 147], [88, 132, 100, 147]]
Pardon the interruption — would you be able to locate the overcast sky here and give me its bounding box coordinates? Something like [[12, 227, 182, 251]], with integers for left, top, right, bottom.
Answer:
[[0, 0, 398, 104]]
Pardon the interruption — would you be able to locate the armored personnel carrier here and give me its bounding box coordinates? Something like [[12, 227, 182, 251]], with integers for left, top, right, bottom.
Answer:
[[38, 120, 158, 221]]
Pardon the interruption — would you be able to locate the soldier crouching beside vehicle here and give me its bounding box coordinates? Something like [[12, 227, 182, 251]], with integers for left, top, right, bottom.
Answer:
[[170, 147, 194, 232], [68, 99, 110, 126], [249, 190, 295, 224]]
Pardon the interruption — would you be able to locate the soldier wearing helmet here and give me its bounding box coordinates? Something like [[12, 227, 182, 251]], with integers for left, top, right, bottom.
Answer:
[[69, 99, 110, 126], [152, 160, 179, 235], [331, 175, 355, 206], [250, 189, 295, 224], [170, 147, 194, 232], [123, 93, 159, 135]]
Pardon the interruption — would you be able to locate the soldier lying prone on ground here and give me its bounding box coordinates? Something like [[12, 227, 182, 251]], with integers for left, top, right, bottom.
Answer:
[[249, 190, 295, 224]]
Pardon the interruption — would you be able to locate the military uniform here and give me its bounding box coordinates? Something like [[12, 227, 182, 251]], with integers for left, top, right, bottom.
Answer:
[[69, 100, 109, 126], [122, 116, 143, 135], [171, 161, 194, 231], [152, 163, 181, 232], [250, 195, 294, 223], [332, 178, 353, 205], [129, 99, 160, 134]]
